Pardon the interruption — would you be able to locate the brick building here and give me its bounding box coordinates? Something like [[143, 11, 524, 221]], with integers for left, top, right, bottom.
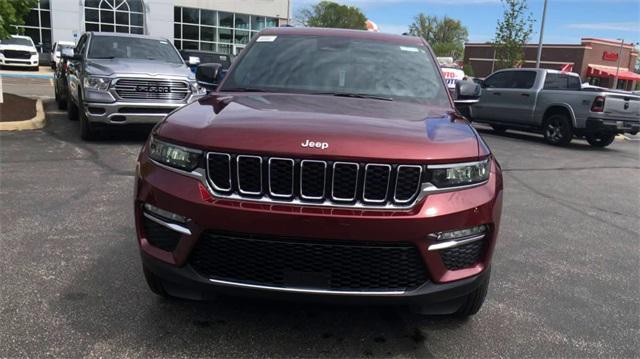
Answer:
[[463, 38, 639, 91]]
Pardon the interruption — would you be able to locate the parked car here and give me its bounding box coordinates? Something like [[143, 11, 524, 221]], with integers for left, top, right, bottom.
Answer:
[[134, 27, 502, 317], [180, 50, 232, 73], [65, 32, 202, 140], [54, 48, 75, 110], [0, 35, 39, 70], [470, 68, 640, 147], [50, 41, 75, 69]]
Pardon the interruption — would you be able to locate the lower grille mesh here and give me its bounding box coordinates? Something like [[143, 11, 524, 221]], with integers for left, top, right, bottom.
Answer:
[[440, 241, 484, 270], [190, 232, 428, 291]]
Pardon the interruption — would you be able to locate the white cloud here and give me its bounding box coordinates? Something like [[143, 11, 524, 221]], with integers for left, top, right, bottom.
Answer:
[[566, 22, 640, 32]]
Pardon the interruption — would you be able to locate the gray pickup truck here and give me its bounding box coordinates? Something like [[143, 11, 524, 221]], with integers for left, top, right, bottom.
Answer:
[[470, 68, 640, 147], [65, 32, 202, 140]]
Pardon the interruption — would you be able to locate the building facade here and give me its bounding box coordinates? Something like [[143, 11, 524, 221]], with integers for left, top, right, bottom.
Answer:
[[15, 0, 291, 56], [464, 38, 640, 91]]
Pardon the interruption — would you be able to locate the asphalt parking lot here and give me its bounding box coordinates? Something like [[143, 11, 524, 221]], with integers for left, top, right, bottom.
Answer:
[[1, 78, 639, 358]]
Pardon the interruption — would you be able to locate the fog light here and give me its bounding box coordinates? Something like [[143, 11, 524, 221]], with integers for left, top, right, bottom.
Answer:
[[144, 203, 187, 224], [430, 225, 486, 241]]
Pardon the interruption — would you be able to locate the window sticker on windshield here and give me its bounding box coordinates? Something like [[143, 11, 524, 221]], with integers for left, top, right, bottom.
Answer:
[[400, 46, 419, 52], [257, 35, 277, 42]]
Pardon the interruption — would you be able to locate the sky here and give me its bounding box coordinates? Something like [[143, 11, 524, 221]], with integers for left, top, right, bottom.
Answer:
[[292, 0, 640, 45]]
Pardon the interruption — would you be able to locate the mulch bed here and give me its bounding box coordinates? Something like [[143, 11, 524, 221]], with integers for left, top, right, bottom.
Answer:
[[0, 94, 37, 122]]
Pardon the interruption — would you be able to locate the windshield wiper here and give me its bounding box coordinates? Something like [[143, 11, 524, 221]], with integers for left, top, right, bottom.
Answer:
[[317, 92, 394, 101]]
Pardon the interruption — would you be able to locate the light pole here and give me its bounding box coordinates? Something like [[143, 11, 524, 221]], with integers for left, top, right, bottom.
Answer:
[[612, 38, 625, 89], [535, 0, 548, 68]]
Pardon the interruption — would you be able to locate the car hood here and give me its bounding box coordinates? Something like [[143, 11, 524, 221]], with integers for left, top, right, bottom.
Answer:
[[0, 44, 35, 51], [155, 93, 482, 162], [86, 58, 194, 79]]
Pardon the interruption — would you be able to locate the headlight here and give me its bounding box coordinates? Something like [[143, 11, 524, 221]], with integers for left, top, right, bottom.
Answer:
[[83, 76, 111, 91], [429, 159, 490, 188], [30, 51, 38, 55], [149, 137, 202, 171], [192, 82, 207, 95]]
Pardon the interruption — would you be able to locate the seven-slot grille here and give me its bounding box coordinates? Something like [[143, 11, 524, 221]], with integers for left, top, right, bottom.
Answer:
[[4, 50, 31, 59], [113, 79, 190, 101], [206, 153, 424, 208]]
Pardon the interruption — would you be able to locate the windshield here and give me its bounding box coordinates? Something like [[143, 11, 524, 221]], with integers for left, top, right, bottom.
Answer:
[[88, 36, 183, 63], [58, 44, 74, 50], [1, 37, 34, 47], [222, 34, 449, 105]]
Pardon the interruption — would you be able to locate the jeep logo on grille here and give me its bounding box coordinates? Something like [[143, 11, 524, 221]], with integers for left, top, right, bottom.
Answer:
[[135, 85, 171, 93], [301, 140, 329, 149]]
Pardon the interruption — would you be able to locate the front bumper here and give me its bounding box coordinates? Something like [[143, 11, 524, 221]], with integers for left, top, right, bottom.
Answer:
[[586, 118, 640, 134], [0, 57, 38, 67], [134, 151, 503, 302], [84, 101, 188, 125]]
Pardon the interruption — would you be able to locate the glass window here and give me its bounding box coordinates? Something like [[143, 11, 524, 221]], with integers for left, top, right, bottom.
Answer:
[[183, 25, 199, 40], [128, 0, 143, 12], [219, 12, 233, 27], [218, 44, 232, 54], [251, 16, 265, 31], [24, 28, 41, 44], [484, 71, 513, 88], [174, 24, 181, 38], [86, 23, 99, 32], [131, 13, 143, 26], [116, 25, 129, 33], [201, 27, 216, 42], [40, 11, 50, 27], [85, 0, 99, 7], [131, 26, 143, 34], [115, 11, 129, 25], [567, 75, 581, 90], [25, 10, 39, 27], [100, 10, 114, 23], [182, 7, 199, 24], [511, 71, 536, 89], [183, 41, 198, 50], [265, 18, 278, 28], [101, 24, 114, 32], [88, 35, 183, 63], [235, 14, 249, 29], [40, 0, 50, 9], [174, 40, 181, 49], [223, 35, 449, 106], [201, 10, 216, 26], [218, 28, 232, 43], [174, 6, 181, 22], [85, 0, 145, 34], [235, 30, 250, 45], [201, 42, 215, 52], [86, 9, 99, 22]]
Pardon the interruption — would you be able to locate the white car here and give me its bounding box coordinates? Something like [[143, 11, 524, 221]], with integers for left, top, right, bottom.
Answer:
[[0, 35, 39, 70], [50, 41, 75, 69]]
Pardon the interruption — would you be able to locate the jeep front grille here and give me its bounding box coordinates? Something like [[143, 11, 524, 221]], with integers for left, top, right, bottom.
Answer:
[[206, 152, 424, 208], [113, 79, 190, 101]]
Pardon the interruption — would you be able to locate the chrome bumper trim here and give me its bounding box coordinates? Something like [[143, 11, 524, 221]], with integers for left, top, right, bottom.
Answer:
[[208, 278, 407, 296], [427, 234, 485, 251], [143, 212, 191, 236]]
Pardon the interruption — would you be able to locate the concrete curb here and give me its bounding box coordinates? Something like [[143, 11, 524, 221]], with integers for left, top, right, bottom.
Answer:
[[0, 73, 54, 79], [0, 99, 46, 131]]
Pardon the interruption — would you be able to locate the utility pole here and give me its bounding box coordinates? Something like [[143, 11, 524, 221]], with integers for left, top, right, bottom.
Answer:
[[613, 38, 624, 89], [535, 0, 548, 68]]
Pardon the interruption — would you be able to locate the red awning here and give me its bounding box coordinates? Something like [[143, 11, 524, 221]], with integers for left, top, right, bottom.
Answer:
[[587, 64, 640, 81]]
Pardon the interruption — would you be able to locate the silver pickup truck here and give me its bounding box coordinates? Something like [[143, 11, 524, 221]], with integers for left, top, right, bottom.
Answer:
[[65, 32, 202, 140], [470, 68, 640, 147]]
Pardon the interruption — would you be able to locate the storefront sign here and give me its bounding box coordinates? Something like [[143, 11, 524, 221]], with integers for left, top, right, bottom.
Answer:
[[602, 51, 619, 61]]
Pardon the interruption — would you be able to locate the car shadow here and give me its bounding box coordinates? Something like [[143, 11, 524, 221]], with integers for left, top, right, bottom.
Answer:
[[49, 224, 469, 357], [474, 126, 619, 152]]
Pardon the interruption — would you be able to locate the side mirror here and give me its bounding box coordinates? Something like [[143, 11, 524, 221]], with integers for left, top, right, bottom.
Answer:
[[60, 48, 74, 59], [454, 81, 481, 106], [196, 63, 223, 91], [188, 56, 200, 66], [472, 78, 485, 88]]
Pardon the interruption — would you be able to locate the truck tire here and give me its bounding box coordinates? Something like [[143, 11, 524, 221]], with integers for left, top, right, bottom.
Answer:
[[454, 271, 490, 318], [80, 107, 98, 141], [543, 114, 573, 146], [54, 85, 67, 110], [491, 124, 508, 134], [586, 132, 616, 148], [143, 265, 169, 298], [67, 96, 78, 121]]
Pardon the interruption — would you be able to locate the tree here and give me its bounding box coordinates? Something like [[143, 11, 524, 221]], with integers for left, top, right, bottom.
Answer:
[[0, 0, 38, 39], [492, 0, 535, 69], [409, 13, 468, 59], [298, 1, 367, 30]]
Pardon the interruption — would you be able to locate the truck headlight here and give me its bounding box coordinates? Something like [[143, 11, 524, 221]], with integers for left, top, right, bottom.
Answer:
[[83, 76, 111, 91], [429, 159, 490, 188], [149, 137, 202, 172], [192, 82, 207, 95]]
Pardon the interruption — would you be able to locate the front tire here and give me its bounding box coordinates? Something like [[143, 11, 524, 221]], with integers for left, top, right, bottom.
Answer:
[[586, 132, 616, 148], [543, 114, 573, 146], [79, 105, 98, 141], [454, 272, 490, 317]]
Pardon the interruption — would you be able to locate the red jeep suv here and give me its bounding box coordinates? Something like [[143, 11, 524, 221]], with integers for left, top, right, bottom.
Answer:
[[134, 28, 503, 316]]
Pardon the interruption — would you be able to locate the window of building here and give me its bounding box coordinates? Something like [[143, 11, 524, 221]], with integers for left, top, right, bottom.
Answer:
[[174, 6, 279, 55], [14, 0, 52, 53], [85, 0, 144, 34]]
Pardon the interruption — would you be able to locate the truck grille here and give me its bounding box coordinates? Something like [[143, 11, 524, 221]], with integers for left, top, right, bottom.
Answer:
[[206, 153, 424, 208], [3, 50, 31, 59], [113, 79, 190, 101], [190, 232, 428, 292]]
